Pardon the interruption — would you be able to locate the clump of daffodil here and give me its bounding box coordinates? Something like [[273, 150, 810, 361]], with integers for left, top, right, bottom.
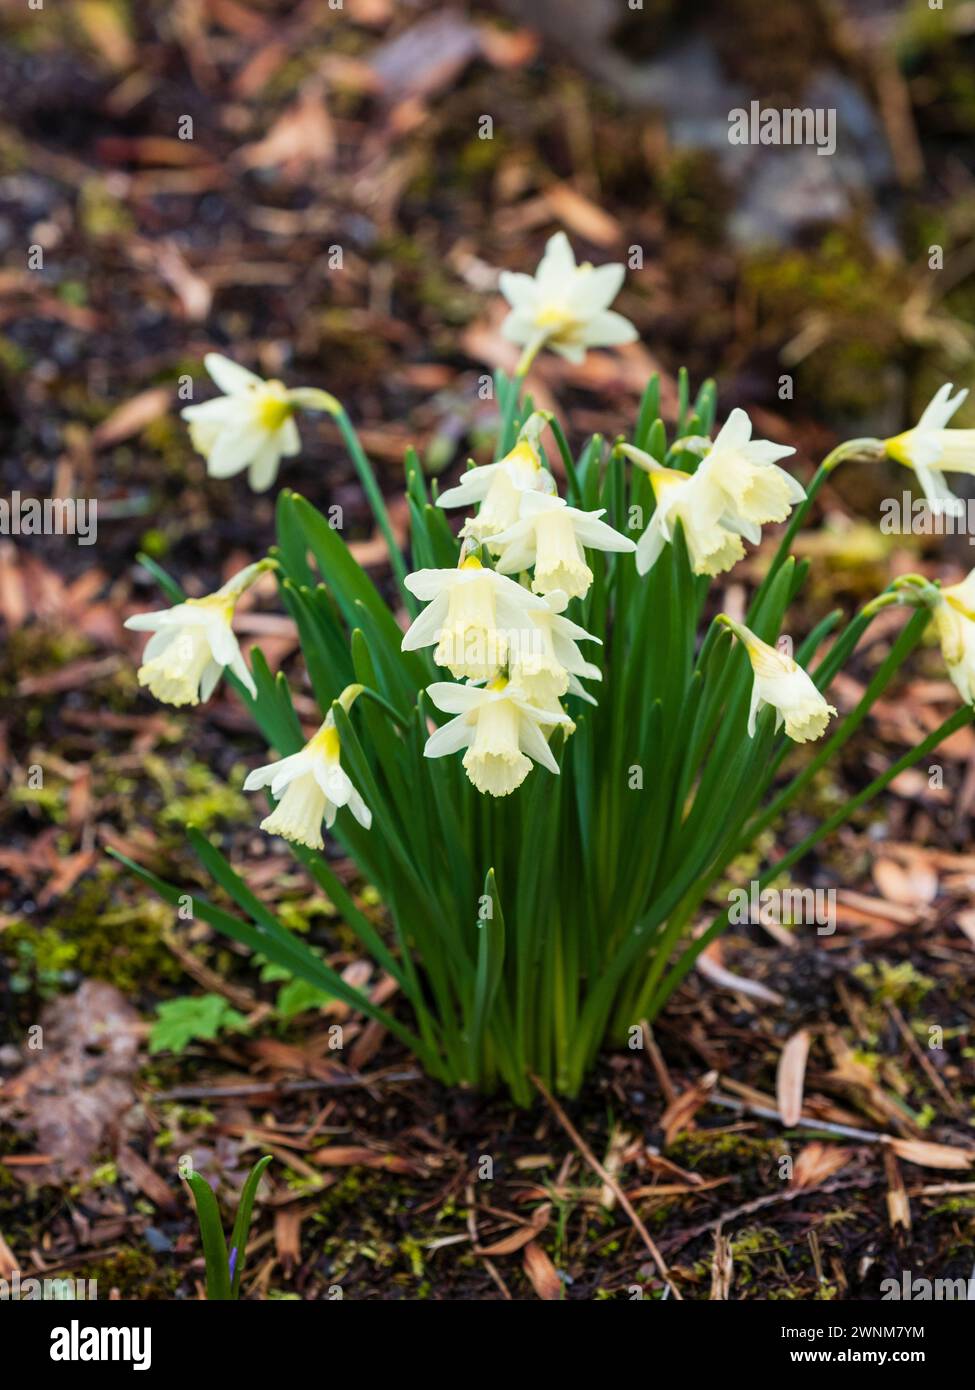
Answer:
[[182, 354, 311, 492], [401, 549, 548, 681], [491, 492, 636, 599], [125, 559, 271, 707], [436, 413, 556, 546], [499, 231, 637, 373], [423, 677, 572, 797], [928, 569, 975, 704], [884, 384, 974, 516], [718, 616, 837, 743], [244, 687, 371, 849]]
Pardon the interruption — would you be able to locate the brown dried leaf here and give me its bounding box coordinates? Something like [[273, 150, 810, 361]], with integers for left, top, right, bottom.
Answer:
[[887, 1138, 975, 1171], [792, 1142, 854, 1190], [92, 387, 171, 449], [660, 1071, 718, 1146], [522, 1240, 561, 1300], [777, 1029, 811, 1127], [0, 981, 142, 1182]]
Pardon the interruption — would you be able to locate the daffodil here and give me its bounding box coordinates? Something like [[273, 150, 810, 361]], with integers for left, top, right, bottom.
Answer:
[[437, 415, 556, 546], [506, 590, 602, 704], [697, 408, 805, 526], [719, 616, 836, 743], [931, 570, 975, 703], [424, 677, 572, 796], [125, 560, 270, 706], [621, 447, 748, 577], [491, 492, 636, 600], [244, 697, 371, 850], [499, 231, 637, 371], [884, 384, 974, 516], [401, 554, 548, 680], [181, 353, 302, 492]]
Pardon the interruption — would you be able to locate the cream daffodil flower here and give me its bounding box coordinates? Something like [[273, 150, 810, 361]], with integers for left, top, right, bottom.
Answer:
[[720, 616, 836, 743], [401, 554, 547, 681], [931, 570, 975, 704], [884, 384, 974, 516], [491, 492, 636, 600], [697, 408, 805, 527], [125, 560, 269, 707], [499, 231, 637, 370], [437, 416, 556, 547], [181, 353, 302, 492], [620, 447, 747, 578], [506, 590, 602, 704], [423, 677, 572, 797], [244, 702, 371, 851]]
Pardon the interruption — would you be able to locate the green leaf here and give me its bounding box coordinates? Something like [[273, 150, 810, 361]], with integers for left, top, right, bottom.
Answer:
[[229, 1155, 273, 1298], [149, 995, 249, 1055], [186, 1172, 232, 1301]]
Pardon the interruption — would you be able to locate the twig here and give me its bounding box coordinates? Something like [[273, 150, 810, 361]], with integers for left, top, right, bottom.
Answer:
[[531, 1074, 681, 1299], [153, 1068, 420, 1102], [885, 1001, 965, 1120], [709, 1091, 886, 1143]]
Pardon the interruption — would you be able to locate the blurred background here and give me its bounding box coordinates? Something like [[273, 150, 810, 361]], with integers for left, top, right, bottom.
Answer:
[[1, 0, 975, 1302]]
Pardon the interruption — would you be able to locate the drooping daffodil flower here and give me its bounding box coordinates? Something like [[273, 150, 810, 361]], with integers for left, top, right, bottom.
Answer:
[[244, 688, 371, 850], [491, 492, 636, 600], [401, 553, 549, 682], [719, 616, 837, 743], [125, 559, 271, 707], [436, 413, 556, 547], [506, 590, 602, 704], [930, 569, 975, 704], [423, 677, 572, 797]]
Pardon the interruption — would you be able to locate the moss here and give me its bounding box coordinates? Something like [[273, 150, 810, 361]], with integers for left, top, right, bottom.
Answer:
[[81, 1248, 180, 1300], [3, 869, 182, 996], [853, 959, 935, 1011]]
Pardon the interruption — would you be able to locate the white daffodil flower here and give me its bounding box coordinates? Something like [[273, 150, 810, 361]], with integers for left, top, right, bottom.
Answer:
[[244, 703, 371, 851], [125, 560, 269, 707], [423, 677, 572, 797], [401, 554, 548, 681], [720, 617, 836, 743], [181, 353, 302, 492], [697, 408, 805, 527], [437, 416, 556, 547], [885, 384, 974, 516], [620, 447, 747, 578], [931, 570, 975, 704], [491, 492, 636, 600], [506, 590, 602, 704], [499, 231, 637, 370]]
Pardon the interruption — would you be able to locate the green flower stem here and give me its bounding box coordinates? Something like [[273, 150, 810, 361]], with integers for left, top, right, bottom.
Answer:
[[319, 400, 410, 601], [641, 703, 974, 1021]]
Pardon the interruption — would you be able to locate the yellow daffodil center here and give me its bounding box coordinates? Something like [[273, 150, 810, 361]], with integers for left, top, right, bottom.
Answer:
[[309, 723, 341, 761], [257, 390, 293, 432], [884, 432, 914, 466]]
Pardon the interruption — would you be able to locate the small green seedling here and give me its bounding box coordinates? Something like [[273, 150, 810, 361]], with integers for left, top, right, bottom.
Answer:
[[186, 1155, 272, 1300]]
